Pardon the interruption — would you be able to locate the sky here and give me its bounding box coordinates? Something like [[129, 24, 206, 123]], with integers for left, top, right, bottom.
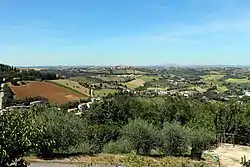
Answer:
[[1, 0, 250, 66]]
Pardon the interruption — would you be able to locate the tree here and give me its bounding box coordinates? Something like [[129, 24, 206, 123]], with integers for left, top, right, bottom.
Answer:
[[160, 122, 189, 156], [188, 128, 215, 160], [35, 107, 86, 157], [120, 119, 160, 155], [0, 109, 48, 167]]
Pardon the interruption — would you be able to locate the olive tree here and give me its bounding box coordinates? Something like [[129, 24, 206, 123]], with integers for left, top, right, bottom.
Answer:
[[0, 109, 47, 167], [160, 122, 189, 156], [120, 119, 160, 155], [35, 107, 87, 157]]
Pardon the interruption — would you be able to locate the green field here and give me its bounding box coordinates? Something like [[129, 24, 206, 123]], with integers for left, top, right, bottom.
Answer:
[[71, 76, 101, 84], [124, 76, 159, 89], [94, 89, 118, 97], [226, 78, 250, 84], [147, 87, 168, 91], [203, 74, 224, 81], [140, 76, 159, 82], [217, 85, 228, 93], [208, 71, 222, 75], [124, 79, 144, 89], [97, 75, 130, 82], [49, 79, 89, 96], [202, 74, 224, 85], [188, 86, 207, 93]]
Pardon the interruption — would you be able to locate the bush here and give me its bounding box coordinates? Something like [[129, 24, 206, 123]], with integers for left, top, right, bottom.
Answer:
[[0, 109, 48, 167], [35, 107, 87, 157], [189, 129, 215, 151], [103, 139, 133, 154], [120, 119, 160, 155], [160, 122, 189, 156]]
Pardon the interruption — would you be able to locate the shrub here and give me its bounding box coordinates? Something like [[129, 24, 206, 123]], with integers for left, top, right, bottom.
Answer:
[[189, 128, 216, 151], [120, 119, 160, 155], [103, 139, 133, 154], [160, 122, 189, 156], [35, 107, 87, 157], [0, 109, 48, 167]]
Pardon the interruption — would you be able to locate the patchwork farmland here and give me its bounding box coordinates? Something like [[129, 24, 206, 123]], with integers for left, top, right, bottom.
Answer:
[[10, 81, 85, 104], [50, 79, 90, 96]]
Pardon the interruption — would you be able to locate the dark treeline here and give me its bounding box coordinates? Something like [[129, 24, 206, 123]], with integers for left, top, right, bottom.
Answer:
[[2, 93, 250, 166], [0, 64, 57, 83]]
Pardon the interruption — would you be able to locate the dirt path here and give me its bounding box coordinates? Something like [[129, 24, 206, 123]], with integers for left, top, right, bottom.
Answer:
[[207, 144, 250, 167]]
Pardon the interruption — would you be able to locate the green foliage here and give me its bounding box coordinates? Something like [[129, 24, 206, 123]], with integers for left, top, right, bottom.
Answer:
[[120, 119, 160, 155], [160, 122, 189, 156], [188, 128, 216, 151], [0, 63, 56, 82], [103, 139, 133, 154], [124, 151, 146, 167], [35, 107, 87, 156], [124, 151, 208, 167], [2, 84, 14, 108], [0, 109, 48, 167]]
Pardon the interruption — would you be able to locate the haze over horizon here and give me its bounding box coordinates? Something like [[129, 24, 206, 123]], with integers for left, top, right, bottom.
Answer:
[[1, 0, 250, 66]]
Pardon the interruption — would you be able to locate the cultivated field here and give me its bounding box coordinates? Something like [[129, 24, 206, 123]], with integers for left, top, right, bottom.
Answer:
[[124, 78, 145, 89], [50, 79, 89, 96], [217, 85, 229, 93], [71, 76, 101, 85], [10, 82, 84, 104], [203, 74, 224, 84], [124, 76, 159, 89], [96, 75, 130, 82], [140, 76, 159, 82], [94, 89, 118, 97], [226, 78, 250, 84]]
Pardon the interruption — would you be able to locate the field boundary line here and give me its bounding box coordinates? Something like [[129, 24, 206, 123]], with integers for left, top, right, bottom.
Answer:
[[47, 81, 88, 97]]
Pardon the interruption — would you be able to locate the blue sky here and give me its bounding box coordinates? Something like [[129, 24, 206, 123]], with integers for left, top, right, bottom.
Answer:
[[1, 0, 250, 66]]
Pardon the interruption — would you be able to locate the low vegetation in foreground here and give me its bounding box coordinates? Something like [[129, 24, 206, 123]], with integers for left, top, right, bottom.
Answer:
[[2, 92, 250, 166], [2, 64, 250, 166]]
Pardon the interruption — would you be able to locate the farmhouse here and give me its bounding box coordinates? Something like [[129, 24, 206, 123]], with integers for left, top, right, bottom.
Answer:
[[243, 90, 250, 96]]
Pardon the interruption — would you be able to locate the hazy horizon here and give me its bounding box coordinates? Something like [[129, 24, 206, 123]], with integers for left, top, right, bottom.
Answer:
[[1, 0, 250, 66]]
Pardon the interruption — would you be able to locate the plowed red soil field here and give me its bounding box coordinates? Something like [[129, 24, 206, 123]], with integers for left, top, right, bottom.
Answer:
[[10, 82, 83, 104]]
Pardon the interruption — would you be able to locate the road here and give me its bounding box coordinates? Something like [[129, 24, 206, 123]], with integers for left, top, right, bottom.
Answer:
[[0, 83, 4, 110]]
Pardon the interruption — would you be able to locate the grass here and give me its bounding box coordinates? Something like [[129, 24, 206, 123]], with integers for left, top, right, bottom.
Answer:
[[202, 74, 225, 85], [188, 86, 207, 93], [217, 85, 228, 93], [203, 74, 224, 81], [140, 76, 159, 82], [124, 78, 145, 89], [208, 71, 222, 75], [226, 78, 250, 84], [124, 76, 159, 89], [150, 79, 171, 87], [147, 87, 168, 91], [71, 76, 101, 85], [96, 75, 129, 82], [94, 89, 118, 97], [49, 80, 89, 96], [24, 154, 207, 167]]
